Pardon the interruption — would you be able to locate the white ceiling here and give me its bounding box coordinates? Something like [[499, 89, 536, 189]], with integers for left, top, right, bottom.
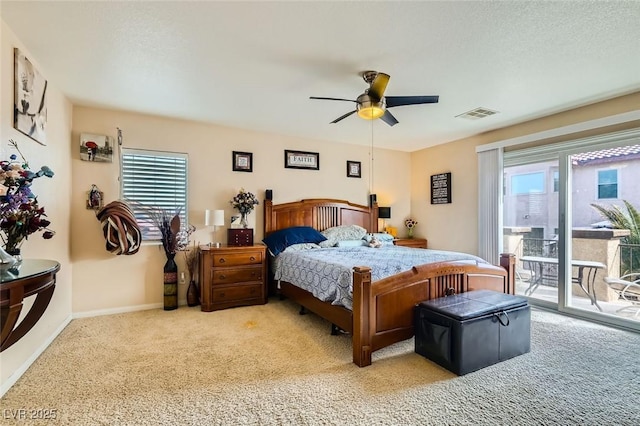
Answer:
[[2, 1, 640, 152]]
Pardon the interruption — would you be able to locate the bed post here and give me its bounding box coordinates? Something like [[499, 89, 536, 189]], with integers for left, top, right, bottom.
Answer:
[[370, 202, 379, 233], [264, 199, 273, 236], [500, 253, 516, 294], [352, 266, 372, 367]]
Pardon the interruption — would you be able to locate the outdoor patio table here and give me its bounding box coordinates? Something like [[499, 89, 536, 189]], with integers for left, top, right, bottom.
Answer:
[[520, 256, 605, 311]]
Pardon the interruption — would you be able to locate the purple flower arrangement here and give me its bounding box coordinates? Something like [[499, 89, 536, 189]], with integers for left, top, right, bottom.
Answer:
[[0, 140, 55, 253]]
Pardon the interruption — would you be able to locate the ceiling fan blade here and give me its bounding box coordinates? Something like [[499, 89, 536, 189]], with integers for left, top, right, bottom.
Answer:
[[385, 95, 439, 108], [368, 73, 390, 99], [331, 110, 357, 124], [310, 96, 358, 103], [380, 110, 399, 127]]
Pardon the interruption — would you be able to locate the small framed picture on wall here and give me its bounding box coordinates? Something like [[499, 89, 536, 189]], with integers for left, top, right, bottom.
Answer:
[[80, 133, 114, 162], [347, 160, 361, 178], [232, 151, 253, 172]]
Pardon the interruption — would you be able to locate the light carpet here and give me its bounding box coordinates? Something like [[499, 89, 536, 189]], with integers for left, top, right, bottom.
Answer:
[[1, 298, 639, 425]]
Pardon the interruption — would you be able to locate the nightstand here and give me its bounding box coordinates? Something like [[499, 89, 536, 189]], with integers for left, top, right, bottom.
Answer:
[[198, 244, 267, 312], [393, 238, 428, 249]]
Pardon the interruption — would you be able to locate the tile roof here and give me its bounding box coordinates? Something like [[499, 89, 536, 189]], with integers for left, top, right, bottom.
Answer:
[[572, 144, 640, 165]]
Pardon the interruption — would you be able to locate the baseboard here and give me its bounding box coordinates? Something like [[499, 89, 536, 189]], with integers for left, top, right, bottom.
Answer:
[[1, 314, 72, 398], [73, 303, 163, 319]]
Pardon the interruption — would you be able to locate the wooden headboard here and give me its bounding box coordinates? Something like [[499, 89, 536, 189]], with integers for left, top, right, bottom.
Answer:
[[263, 198, 378, 237]]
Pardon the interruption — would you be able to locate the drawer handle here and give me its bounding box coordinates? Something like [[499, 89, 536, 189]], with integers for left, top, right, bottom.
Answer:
[[219, 274, 226, 280], [219, 292, 225, 298], [219, 258, 225, 264], [249, 256, 256, 261]]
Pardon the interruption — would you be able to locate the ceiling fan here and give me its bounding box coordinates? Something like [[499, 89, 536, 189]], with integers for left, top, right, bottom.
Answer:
[[310, 71, 439, 126]]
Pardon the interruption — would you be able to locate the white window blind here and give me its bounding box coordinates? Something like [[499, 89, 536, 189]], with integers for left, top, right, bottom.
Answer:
[[121, 149, 188, 241], [477, 148, 503, 264]]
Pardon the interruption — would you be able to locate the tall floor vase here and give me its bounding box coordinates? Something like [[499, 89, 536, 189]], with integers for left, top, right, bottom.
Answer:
[[163, 254, 178, 310], [186, 280, 200, 307]]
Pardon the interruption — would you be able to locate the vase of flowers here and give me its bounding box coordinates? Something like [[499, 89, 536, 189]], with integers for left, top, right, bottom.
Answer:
[[230, 188, 259, 229], [140, 204, 195, 310], [1, 139, 55, 258], [405, 218, 418, 239]]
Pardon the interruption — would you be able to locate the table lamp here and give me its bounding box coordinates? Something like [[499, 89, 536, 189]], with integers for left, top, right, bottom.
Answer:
[[205, 209, 225, 247], [378, 206, 391, 232]]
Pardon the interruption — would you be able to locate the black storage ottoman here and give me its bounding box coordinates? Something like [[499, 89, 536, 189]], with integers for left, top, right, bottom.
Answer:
[[415, 290, 530, 375]]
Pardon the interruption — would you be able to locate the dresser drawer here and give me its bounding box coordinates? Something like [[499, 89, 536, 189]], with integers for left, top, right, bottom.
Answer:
[[212, 265, 263, 285], [211, 283, 263, 304], [212, 250, 263, 267], [393, 238, 428, 249]]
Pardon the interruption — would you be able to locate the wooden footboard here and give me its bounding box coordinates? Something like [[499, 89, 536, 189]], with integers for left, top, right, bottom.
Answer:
[[351, 253, 515, 367]]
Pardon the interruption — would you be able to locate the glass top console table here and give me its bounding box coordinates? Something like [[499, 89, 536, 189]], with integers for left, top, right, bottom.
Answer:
[[1, 259, 60, 352]]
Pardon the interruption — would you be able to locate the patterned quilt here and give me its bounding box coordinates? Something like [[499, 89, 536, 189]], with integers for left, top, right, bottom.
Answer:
[[272, 246, 486, 310]]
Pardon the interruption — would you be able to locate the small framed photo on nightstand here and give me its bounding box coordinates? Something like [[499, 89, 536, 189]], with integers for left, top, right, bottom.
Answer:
[[347, 160, 361, 178], [233, 151, 253, 172]]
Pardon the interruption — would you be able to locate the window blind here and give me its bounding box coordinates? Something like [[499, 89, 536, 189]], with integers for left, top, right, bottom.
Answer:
[[477, 148, 503, 264], [121, 149, 188, 241]]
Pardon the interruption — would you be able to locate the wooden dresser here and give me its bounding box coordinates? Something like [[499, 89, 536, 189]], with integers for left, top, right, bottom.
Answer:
[[198, 244, 267, 312], [393, 238, 428, 249]]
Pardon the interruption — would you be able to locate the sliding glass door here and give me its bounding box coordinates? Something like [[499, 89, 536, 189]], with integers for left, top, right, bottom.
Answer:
[[502, 129, 640, 331], [503, 160, 560, 309], [560, 144, 640, 327]]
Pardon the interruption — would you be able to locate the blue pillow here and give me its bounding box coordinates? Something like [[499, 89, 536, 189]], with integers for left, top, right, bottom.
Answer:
[[262, 226, 327, 256]]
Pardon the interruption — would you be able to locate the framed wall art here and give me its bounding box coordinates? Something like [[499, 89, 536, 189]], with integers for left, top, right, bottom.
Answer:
[[431, 172, 452, 204], [232, 151, 253, 172], [14, 48, 48, 145], [284, 149, 319, 170], [347, 160, 361, 178], [80, 133, 115, 162]]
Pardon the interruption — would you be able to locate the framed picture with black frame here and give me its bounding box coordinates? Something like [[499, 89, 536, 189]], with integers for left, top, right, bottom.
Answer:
[[346, 160, 361, 178], [232, 151, 253, 172], [284, 149, 319, 170]]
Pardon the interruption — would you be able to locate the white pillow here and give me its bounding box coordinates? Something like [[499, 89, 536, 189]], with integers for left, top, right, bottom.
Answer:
[[319, 225, 368, 247], [336, 239, 368, 247]]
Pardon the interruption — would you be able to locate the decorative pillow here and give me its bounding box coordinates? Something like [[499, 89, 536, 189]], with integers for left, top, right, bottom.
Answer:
[[262, 226, 327, 256], [318, 225, 368, 248], [335, 239, 368, 248], [363, 233, 395, 243], [283, 242, 322, 252]]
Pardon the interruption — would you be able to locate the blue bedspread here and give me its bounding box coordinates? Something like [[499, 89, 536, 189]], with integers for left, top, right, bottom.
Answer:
[[272, 246, 485, 310]]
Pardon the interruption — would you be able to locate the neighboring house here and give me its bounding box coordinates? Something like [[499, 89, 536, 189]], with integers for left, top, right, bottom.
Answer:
[[504, 145, 640, 240]]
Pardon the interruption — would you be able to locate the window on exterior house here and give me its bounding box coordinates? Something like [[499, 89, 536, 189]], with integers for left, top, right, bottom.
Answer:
[[121, 148, 188, 241], [597, 169, 618, 199], [511, 172, 545, 195], [553, 170, 559, 192]]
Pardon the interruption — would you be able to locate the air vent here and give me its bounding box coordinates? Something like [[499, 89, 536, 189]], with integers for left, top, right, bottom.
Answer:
[[456, 107, 499, 120]]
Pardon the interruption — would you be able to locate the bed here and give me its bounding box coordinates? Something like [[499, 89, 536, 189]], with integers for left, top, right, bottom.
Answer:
[[264, 198, 515, 367]]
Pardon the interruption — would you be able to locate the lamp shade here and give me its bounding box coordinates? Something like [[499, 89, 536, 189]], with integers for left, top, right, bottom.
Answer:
[[213, 209, 225, 226], [205, 209, 225, 226], [378, 207, 391, 219]]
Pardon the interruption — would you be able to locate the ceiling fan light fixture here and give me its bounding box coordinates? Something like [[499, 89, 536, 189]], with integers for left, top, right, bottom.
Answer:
[[357, 105, 385, 120], [356, 94, 385, 120]]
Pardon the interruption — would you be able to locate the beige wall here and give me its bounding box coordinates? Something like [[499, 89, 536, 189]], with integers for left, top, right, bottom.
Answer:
[[1, 21, 73, 389], [412, 92, 640, 255], [71, 107, 411, 313]]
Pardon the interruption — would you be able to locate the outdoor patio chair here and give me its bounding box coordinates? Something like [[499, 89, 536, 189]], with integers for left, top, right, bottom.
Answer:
[[604, 273, 640, 318]]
